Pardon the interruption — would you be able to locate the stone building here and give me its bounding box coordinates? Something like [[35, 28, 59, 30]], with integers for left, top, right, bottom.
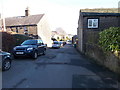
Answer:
[[51, 28, 68, 41], [77, 8, 120, 74], [51, 31, 61, 40], [77, 9, 120, 53], [4, 8, 52, 47]]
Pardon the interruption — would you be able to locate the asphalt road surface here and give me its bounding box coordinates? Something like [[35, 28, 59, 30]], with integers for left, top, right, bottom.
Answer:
[[2, 44, 119, 89]]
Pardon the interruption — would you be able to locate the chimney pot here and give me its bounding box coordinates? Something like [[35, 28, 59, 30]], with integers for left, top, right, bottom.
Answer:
[[25, 7, 30, 16]]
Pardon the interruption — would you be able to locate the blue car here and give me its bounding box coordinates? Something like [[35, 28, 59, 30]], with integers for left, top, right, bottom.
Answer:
[[0, 51, 12, 71], [13, 39, 46, 59]]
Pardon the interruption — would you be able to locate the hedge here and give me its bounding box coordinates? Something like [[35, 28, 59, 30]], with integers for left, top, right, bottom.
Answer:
[[13, 34, 33, 46], [1, 32, 15, 52], [99, 27, 120, 57], [1, 32, 33, 52]]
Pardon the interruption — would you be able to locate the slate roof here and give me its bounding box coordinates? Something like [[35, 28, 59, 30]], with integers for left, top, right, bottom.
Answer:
[[5, 14, 44, 27], [81, 12, 120, 17]]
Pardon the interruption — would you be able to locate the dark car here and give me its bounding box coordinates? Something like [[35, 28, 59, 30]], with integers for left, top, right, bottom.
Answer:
[[13, 39, 46, 59], [0, 51, 12, 71]]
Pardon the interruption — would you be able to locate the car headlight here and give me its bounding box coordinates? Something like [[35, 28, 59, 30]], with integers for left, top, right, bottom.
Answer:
[[13, 47, 17, 50], [27, 48, 33, 51]]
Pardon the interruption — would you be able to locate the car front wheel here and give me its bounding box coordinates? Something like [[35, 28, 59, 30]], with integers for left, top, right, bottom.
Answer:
[[42, 50, 46, 55], [2, 59, 11, 71], [32, 51, 38, 59]]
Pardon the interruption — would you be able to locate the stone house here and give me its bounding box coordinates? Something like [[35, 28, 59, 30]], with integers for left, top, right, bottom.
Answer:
[[4, 8, 52, 47], [77, 8, 120, 74], [51, 31, 61, 40], [77, 9, 120, 53], [51, 30, 68, 41]]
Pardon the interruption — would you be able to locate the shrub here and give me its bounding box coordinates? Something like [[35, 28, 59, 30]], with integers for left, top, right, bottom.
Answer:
[[1, 31, 15, 52], [99, 27, 120, 57], [1, 32, 33, 52]]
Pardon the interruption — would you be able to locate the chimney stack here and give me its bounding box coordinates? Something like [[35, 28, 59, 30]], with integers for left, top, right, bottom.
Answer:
[[25, 7, 30, 16]]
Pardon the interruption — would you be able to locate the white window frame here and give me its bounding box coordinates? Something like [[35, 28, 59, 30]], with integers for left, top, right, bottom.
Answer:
[[88, 19, 98, 28]]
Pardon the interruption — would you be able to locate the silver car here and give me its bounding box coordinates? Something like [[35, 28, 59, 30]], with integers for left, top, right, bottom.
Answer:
[[52, 41, 61, 49]]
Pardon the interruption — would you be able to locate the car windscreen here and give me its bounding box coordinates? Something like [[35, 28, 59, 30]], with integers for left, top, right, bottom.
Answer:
[[53, 41, 59, 44], [21, 40, 37, 45]]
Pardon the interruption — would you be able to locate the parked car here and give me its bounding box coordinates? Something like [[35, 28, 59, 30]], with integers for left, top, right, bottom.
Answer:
[[59, 41, 64, 47], [13, 39, 46, 59], [63, 41, 66, 46], [67, 40, 72, 44], [0, 50, 12, 71], [52, 41, 61, 49]]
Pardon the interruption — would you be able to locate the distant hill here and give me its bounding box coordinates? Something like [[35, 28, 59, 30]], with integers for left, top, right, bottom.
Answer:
[[80, 8, 118, 13]]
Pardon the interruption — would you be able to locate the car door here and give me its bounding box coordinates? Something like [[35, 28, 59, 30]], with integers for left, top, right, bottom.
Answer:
[[37, 40, 44, 54]]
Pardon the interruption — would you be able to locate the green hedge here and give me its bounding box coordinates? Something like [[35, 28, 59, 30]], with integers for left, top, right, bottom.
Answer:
[[99, 27, 120, 57], [1, 32, 15, 52], [13, 34, 33, 46], [1, 32, 33, 52]]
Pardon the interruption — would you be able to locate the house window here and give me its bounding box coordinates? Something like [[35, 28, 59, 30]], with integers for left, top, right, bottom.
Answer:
[[24, 26, 28, 34], [16, 27, 18, 33], [57, 37, 59, 39], [88, 19, 98, 28], [20, 26, 23, 29]]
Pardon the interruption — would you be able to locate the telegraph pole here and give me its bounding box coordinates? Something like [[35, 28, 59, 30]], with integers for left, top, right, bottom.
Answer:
[[2, 15, 6, 31], [1, 0, 6, 32]]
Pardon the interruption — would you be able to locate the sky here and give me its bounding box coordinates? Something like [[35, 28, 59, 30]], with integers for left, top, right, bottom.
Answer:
[[0, 0, 120, 35]]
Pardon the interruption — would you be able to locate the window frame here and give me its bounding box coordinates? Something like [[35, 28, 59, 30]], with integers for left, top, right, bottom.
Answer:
[[87, 18, 99, 29]]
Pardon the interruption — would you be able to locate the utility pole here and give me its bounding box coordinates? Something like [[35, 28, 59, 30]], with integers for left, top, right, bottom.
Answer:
[[2, 15, 6, 31], [1, 0, 6, 32], [118, 1, 120, 26]]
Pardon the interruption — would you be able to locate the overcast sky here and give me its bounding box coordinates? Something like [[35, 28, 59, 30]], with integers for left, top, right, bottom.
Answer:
[[0, 0, 120, 34]]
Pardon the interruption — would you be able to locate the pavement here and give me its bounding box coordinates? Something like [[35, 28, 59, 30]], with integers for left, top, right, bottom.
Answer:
[[2, 44, 120, 89]]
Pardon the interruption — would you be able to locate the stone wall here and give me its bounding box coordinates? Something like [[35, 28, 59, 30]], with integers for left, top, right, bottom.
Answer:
[[77, 13, 84, 52], [82, 15, 119, 52], [6, 25, 37, 35], [82, 16, 120, 74], [83, 16, 119, 31], [85, 44, 120, 74]]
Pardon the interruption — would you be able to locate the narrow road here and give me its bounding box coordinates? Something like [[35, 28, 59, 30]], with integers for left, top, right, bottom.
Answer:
[[3, 44, 119, 88]]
